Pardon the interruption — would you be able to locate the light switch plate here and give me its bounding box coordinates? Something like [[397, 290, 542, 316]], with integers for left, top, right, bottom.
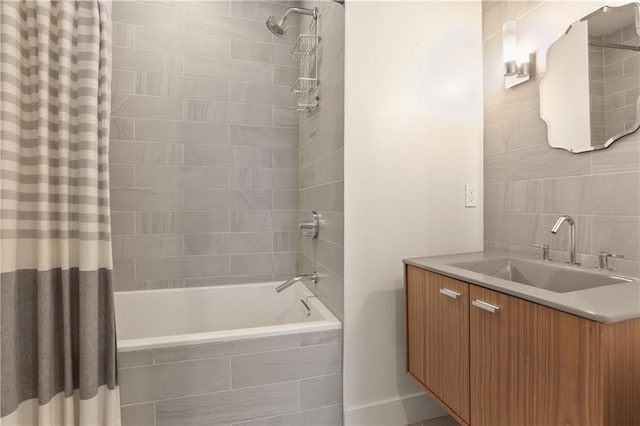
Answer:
[[465, 183, 477, 208]]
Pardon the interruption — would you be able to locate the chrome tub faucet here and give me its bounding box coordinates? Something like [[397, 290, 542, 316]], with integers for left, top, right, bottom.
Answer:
[[276, 272, 319, 293]]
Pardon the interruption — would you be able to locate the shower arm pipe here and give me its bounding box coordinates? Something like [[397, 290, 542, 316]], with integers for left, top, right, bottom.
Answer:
[[284, 7, 318, 20]]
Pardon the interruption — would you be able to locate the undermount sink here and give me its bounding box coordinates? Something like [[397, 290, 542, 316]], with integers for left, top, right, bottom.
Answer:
[[452, 258, 636, 293]]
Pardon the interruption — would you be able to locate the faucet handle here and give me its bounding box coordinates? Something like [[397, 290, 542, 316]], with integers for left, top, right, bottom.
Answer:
[[532, 244, 551, 261], [299, 211, 320, 239], [598, 252, 624, 271]]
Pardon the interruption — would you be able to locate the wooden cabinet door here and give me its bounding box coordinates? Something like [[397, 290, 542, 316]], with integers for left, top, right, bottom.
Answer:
[[469, 285, 603, 426], [406, 266, 470, 424]]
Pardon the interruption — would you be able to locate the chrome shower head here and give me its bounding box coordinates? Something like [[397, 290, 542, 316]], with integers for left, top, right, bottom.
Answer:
[[266, 7, 318, 39], [266, 15, 288, 39]]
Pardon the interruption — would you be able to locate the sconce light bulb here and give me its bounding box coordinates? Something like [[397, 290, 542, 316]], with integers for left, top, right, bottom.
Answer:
[[502, 21, 518, 64], [517, 51, 530, 65], [517, 61, 530, 78], [503, 20, 532, 88]]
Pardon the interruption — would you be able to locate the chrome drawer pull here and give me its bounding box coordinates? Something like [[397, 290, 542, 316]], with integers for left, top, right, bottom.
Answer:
[[439, 288, 461, 299], [472, 299, 500, 313]]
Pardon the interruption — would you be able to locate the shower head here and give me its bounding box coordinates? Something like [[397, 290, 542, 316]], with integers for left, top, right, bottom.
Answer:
[[266, 15, 288, 39], [266, 7, 318, 39]]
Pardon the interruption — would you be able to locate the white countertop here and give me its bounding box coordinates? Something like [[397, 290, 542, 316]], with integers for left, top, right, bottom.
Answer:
[[403, 251, 640, 324]]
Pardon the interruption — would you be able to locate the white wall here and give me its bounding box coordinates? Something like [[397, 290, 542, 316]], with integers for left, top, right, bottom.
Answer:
[[343, 1, 484, 425]]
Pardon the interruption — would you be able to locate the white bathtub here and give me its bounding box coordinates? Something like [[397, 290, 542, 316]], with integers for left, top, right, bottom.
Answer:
[[115, 281, 341, 352]]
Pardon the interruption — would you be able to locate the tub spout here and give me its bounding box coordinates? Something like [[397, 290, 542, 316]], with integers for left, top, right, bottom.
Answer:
[[276, 272, 318, 293]]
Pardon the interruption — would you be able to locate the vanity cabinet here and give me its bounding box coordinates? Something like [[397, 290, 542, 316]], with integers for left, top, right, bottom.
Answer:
[[405, 265, 640, 426], [406, 266, 470, 424], [470, 285, 601, 425]]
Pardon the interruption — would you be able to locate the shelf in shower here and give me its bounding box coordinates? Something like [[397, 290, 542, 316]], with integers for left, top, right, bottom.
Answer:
[[292, 77, 320, 112], [292, 34, 321, 62], [292, 77, 319, 95], [291, 22, 320, 112], [296, 99, 319, 113]]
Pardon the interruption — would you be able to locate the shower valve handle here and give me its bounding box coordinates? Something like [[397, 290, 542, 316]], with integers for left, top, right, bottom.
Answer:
[[299, 211, 319, 239]]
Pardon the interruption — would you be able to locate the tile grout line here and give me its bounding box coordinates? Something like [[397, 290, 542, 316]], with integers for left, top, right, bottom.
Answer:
[[139, 378, 308, 406]]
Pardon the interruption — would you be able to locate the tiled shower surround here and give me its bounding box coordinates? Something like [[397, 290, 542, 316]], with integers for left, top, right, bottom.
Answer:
[[298, 0, 345, 321], [109, 0, 302, 290], [483, 1, 640, 275], [118, 330, 342, 425], [109, 1, 346, 424]]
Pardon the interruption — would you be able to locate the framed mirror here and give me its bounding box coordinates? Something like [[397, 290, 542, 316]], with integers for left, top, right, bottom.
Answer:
[[540, 3, 640, 153]]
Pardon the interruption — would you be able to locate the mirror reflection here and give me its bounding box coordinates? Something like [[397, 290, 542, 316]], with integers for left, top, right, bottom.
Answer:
[[540, 3, 640, 153]]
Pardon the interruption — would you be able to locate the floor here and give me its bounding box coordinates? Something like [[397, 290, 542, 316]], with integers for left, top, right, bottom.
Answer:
[[408, 416, 459, 426]]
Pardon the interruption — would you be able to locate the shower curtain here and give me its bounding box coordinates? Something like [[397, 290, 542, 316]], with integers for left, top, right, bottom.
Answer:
[[0, 1, 121, 425]]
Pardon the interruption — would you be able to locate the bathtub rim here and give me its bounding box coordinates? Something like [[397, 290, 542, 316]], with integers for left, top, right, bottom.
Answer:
[[115, 281, 341, 352]]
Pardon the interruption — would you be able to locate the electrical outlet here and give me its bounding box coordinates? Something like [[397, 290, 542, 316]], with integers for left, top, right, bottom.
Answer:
[[465, 183, 477, 208]]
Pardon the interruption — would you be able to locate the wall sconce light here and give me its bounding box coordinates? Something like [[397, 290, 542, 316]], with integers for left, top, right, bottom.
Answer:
[[503, 21, 531, 89]]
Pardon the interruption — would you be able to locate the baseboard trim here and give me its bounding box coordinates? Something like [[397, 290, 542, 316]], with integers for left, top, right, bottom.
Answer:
[[344, 392, 446, 426]]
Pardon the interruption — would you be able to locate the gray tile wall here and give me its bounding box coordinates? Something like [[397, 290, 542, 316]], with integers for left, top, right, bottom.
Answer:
[[298, 0, 345, 321], [110, 0, 302, 290], [483, 1, 640, 276], [590, 23, 640, 146], [589, 39, 606, 145], [119, 329, 343, 426], [602, 24, 640, 141]]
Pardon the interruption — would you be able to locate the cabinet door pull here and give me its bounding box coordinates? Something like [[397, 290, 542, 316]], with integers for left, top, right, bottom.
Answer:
[[472, 299, 500, 313], [439, 288, 461, 299]]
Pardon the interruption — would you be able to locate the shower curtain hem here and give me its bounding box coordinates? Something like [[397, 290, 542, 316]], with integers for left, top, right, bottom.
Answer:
[[0, 386, 121, 426]]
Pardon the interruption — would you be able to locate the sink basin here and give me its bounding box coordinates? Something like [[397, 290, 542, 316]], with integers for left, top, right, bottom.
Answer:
[[452, 258, 636, 293]]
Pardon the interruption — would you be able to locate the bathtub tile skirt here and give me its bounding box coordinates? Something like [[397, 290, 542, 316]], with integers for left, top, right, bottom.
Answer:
[[155, 382, 299, 426], [119, 357, 230, 405], [230, 343, 342, 389], [233, 405, 343, 426], [300, 374, 343, 410], [121, 403, 154, 426], [152, 334, 300, 364], [0, 269, 119, 424], [119, 329, 343, 426]]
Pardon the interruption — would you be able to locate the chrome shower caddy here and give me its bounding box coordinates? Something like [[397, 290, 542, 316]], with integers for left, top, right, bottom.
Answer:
[[291, 11, 320, 113]]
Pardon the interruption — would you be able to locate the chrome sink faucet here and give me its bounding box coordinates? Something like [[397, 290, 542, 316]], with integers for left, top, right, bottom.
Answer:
[[550, 215, 579, 265]]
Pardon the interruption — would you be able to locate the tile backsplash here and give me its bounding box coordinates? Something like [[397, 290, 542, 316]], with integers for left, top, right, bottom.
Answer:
[[110, 0, 302, 290], [483, 1, 640, 275]]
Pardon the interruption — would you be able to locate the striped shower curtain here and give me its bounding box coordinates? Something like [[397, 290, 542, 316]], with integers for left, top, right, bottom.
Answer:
[[0, 1, 121, 425]]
